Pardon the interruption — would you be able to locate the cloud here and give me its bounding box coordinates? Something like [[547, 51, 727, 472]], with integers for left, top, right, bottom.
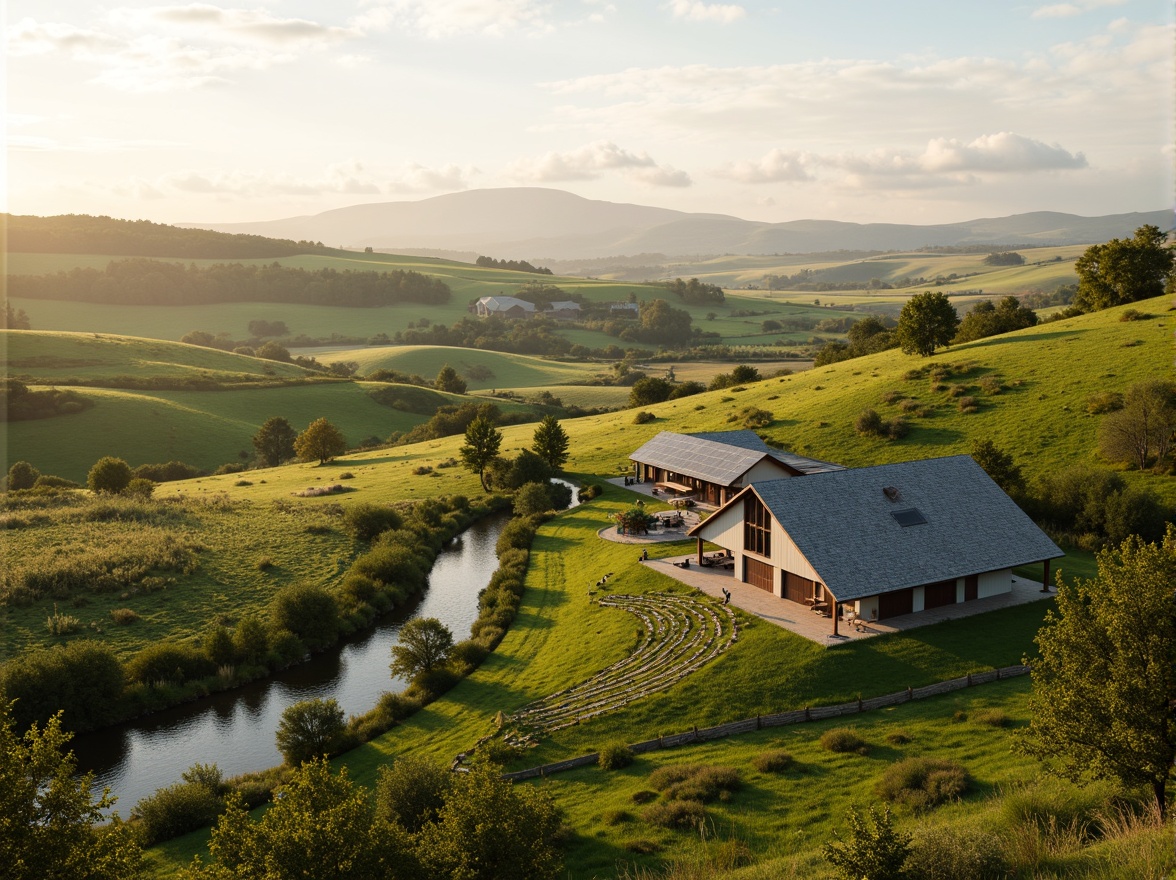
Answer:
[[664, 1, 746, 24], [6, 6, 368, 92], [386, 162, 478, 192], [1032, 0, 1126, 19], [919, 132, 1087, 172], [716, 149, 813, 183], [508, 141, 691, 186], [376, 0, 553, 38]]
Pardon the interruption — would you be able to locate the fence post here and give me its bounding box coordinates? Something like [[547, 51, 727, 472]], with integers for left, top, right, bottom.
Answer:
[[804, 706, 810, 721], [857, 695, 863, 712], [756, 714, 761, 730], [906, 686, 913, 701], [996, 667, 1002, 680], [967, 672, 972, 686]]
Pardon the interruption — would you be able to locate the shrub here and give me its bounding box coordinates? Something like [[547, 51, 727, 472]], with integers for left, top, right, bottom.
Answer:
[[6, 461, 41, 491], [598, 742, 634, 771], [344, 503, 404, 542], [126, 640, 212, 685], [823, 805, 911, 880], [1086, 390, 1124, 414], [632, 410, 656, 424], [269, 583, 339, 649], [885, 730, 913, 745], [87, 456, 132, 494], [0, 640, 125, 732], [374, 756, 451, 833], [231, 614, 268, 665], [880, 390, 902, 405], [978, 375, 1004, 394], [957, 396, 979, 413], [46, 608, 81, 635], [1119, 308, 1148, 321], [132, 461, 202, 483], [623, 839, 661, 854], [110, 607, 139, 625], [876, 757, 971, 810], [648, 764, 740, 802], [855, 408, 884, 436], [906, 824, 1009, 880], [900, 397, 923, 411], [513, 481, 555, 517], [740, 407, 773, 428], [970, 708, 1012, 728], [133, 764, 225, 845], [602, 809, 633, 825], [997, 777, 1120, 840], [275, 698, 346, 765], [820, 727, 869, 755], [752, 750, 794, 773], [642, 799, 706, 830], [630, 789, 658, 804]]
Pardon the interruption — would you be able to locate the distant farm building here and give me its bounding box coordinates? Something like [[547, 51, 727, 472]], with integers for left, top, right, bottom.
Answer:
[[548, 301, 582, 319], [686, 454, 1062, 634], [476, 296, 536, 318]]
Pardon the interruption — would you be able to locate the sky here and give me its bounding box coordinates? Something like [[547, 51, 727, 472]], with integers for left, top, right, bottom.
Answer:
[[6, 0, 1174, 227]]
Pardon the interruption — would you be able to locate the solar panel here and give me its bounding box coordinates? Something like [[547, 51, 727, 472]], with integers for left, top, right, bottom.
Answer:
[[891, 508, 927, 527]]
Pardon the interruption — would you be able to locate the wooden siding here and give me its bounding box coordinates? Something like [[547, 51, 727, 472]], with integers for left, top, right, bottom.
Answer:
[[783, 571, 818, 604], [878, 588, 914, 619], [923, 579, 957, 609], [768, 511, 822, 583]]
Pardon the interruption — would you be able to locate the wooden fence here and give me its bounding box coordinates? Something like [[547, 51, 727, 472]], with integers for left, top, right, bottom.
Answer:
[[503, 665, 1030, 781]]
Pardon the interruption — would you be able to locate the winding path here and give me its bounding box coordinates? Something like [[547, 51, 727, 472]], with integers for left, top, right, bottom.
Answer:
[[508, 593, 738, 734]]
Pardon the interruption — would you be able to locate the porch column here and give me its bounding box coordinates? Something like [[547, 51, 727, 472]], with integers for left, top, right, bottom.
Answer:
[[1041, 559, 1051, 593], [831, 597, 839, 636], [697, 537, 704, 565]]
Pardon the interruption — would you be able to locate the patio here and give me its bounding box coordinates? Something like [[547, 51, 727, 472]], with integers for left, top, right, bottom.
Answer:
[[644, 554, 1053, 646]]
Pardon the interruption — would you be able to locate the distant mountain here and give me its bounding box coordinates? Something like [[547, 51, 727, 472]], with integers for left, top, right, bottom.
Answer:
[[185, 188, 1171, 260]]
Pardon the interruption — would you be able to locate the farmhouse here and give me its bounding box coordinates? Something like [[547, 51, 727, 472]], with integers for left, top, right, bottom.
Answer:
[[548, 301, 582, 319], [686, 455, 1063, 634], [629, 430, 842, 506], [475, 295, 536, 318]]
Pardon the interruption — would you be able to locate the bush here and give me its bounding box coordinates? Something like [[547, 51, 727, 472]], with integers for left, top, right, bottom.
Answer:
[[598, 742, 634, 771], [752, 750, 794, 773], [269, 583, 339, 649], [6, 461, 41, 491], [957, 396, 979, 413], [344, 503, 403, 542], [87, 456, 133, 494], [578, 483, 603, 501], [855, 409, 883, 436], [0, 640, 125, 732], [970, 708, 1012, 728], [232, 614, 269, 665], [876, 757, 971, 810], [884, 416, 909, 439], [275, 698, 346, 765], [823, 805, 912, 880], [132, 461, 202, 483], [1086, 391, 1124, 414], [374, 756, 452, 833], [513, 481, 555, 517], [642, 799, 706, 830], [648, 764, 740, 802], [906, 824, 1009, 880], [126, 640, 212, 685], [133, 765, 225, 845], [820, 727, 870, 754], [110, 607, 139, 625], [886, 730, 913, 745], [632, 410, 656, 424]]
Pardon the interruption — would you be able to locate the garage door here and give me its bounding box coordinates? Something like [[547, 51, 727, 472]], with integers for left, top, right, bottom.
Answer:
[[878, 588, 914, 619], [783, 570, 816, 604], [743, 557, 774, 592], [923, 579, 957, 609]]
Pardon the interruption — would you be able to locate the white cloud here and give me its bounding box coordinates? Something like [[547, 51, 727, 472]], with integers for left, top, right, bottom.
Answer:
[[1032, 0, 1126, 19], [386, 162, 478, 192], [717, 149, 813, 183], [376, 0, 553, 38], [110, 5, 359, 46], [508, 141, 691, 186], [664, 1, 746, 24], [919, 132, 1086, 172]]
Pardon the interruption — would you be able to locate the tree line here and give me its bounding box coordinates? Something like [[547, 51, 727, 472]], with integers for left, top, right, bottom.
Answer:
[[475, 255, 553, 274], [9, 259, 451, 307], [5, 213, 335, 259]]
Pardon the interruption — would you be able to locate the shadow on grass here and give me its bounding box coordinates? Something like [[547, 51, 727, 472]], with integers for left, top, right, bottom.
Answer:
[[960, 328, 1083, 350]]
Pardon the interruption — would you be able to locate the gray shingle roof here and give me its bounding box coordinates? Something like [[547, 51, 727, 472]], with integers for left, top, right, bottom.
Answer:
[[689, 430, 843, 475], [692, 455, 1062, 602], [630, 431, 774, 486]]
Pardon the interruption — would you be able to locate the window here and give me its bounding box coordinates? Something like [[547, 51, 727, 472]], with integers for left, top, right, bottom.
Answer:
[[744, 494, 771, 557]]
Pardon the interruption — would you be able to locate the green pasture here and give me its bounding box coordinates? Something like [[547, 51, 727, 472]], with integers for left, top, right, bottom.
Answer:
[[2, 330, 312, 384], [477, 385, 634, 409], [2, 381, 481, 482], [319, 345, 604, 389]]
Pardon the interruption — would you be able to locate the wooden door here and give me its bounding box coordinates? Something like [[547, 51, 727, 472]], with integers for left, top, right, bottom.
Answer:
[[783, 570, 815, 604], [923, 579, 957, 609], [877, 588, 914, 619], [744, 557, 774, 592]]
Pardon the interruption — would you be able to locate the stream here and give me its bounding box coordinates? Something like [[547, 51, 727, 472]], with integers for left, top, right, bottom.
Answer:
[[71, 506, 523, 814]]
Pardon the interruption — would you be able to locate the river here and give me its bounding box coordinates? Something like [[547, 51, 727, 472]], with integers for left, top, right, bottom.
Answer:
[[72, 506, 523, 814]]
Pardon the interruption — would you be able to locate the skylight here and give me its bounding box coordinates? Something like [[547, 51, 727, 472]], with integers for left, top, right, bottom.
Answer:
[[891, 508, 927, 527]]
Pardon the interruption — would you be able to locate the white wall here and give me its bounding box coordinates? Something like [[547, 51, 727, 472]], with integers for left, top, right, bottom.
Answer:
[[979, 569, 1012, 598], [693, 502, 744, 554], [769, 518, 821, 582]]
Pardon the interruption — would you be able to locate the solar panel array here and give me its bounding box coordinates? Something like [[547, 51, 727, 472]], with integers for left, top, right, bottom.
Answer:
[[631, 432, 768, 485]]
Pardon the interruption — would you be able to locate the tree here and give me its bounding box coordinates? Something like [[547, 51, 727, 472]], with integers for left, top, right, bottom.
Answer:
[[374, 756, 452, 834], [513, 481, 555, 516], [953, 296, 1038, 343], [460, 416, 502, 491], [180, 330, 216, 347], [635, 298, 693, 345], [4, 301, 31, 329], [822, 805, 911, 880], [87, 456, 132, 494], [628, 376, 672, 407], [6, 461, 41, 491], [183, 759, 416, 880], [416, 763, 562, 880], [275, 699, 346, 766], [1074, 224, 1175, 311], [434, 364, 467, 394], [252, 416, 298, 468], [0, 702, 144, 880], [531, 414, 569, 472], [254, 340, 291, 362], [1017, 525, 1176, 816], [895, 291, 959, 357], [1098, 380, 1176, 470], [390, 617, 454, 681], [970, 438, 1024, 495], [294, 417, 347, 465]]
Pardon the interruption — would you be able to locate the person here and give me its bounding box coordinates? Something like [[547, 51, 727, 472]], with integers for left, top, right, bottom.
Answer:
[[641, 548, 649, 561]]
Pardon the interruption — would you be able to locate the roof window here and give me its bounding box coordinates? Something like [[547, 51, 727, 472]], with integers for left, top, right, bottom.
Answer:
[[891, 508, 927, 527]]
